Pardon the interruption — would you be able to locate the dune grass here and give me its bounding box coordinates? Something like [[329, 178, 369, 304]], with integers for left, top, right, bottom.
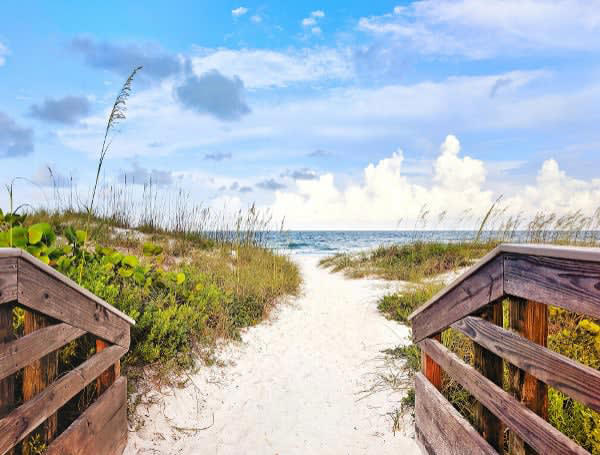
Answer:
[[320, 240, 497, 282]]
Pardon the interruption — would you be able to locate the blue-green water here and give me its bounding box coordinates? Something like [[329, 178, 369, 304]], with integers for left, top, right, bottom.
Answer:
[[261, 230, 600, 255]]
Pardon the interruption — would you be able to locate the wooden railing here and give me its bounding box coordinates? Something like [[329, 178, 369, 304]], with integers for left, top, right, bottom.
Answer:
[[0, 248, 134, 455], [408, 244, 600, 455]]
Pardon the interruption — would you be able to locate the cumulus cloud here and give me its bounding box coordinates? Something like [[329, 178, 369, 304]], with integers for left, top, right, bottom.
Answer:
[[0, 42, 8, 66], [232, 7, 248, 17], [119, 163, 173, 186], [30, 96, 91, 125], [257, 179, 286, 191], [302, 17, 316, 27], [0, 112, 34, 158], [70, 37, 182, 79], [175, 70, 250, 121], [359, 0, 600, 59], [269, 135, 600, 230], [204, 152, 232, 161], [311, 10, 325, 18]]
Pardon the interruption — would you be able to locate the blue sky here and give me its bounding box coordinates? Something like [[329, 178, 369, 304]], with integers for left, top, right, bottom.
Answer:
[[1, 1, 600, 229]]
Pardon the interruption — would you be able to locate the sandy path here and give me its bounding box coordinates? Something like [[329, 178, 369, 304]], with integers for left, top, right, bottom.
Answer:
[[125, 255, 420, 454]]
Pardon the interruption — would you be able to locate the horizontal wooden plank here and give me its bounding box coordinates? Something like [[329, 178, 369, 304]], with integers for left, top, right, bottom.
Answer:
[[18, 259, 130, 347], [46, 376, 127, 455], [0, 258, 17, 305], [504, 254, 600, 320], [415, 373, 498, 455], [0, 344, 126, 453], [0, 248, 134, 325], [453, 316, 600, 413], [419, 338, 588, 455], [500, 244, 600, 263], [411, 254, 504, 342], [0, 322, 85, 381]]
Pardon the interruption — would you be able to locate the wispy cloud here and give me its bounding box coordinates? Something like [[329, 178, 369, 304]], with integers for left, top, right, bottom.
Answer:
[[31, 165, 73, 188], [30, 96, 91, 125], [257, 178, 286, 190], [204, 152, 232, 161], [302, 10, 326, 35], [0, 112, 34, 158], [190, 48, 353, 89], [70, 37, 182, 79], [281, 168, 318, 180], [232, 7, 248, 17], [309, 149, 331, 158], [250, 15, 262, 23], [359, 0, 600, 59], [0, 42, 8, 66], [119, 162, 173, 186]]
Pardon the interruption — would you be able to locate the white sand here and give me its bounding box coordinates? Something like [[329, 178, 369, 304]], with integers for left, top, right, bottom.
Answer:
[[125, 255, 421, 454]]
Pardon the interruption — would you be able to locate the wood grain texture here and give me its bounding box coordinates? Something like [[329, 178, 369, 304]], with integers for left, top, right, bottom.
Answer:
[[453, 315, 600, 412], [472, 302, 504, 451], [46, 377, 127, 455], [419, 338, 588, 455], [415, 373, 498, 455], [504, 254, 600, 320], [0, 323, 85, 381], [0, 258, 17, 305], [0, 345, 126, 454], [508, 298, 548, 455], [422, 334, 442, 390], [412, 255, 504, 342], [96, 339, 118, 396], [0, 248, 134, 325], [22, 311, 58, 455], [0, 305, 14, 455], [17, 259, 130, 347]]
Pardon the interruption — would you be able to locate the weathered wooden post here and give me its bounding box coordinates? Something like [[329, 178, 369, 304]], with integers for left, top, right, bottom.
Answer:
[[473, 301, 504, 451], [96, 339, 120, 395], [0, 305, 15, 455], [508, 297, 548, 455], [422, 333, 442, 389], [22, 310, 58, 454]]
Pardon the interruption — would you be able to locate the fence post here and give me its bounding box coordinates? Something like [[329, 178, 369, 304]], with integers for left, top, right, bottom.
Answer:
[[0, 305, 15, 455], [96, 339, 119, 395], [473, 301, 504, 451], [508, 297, 548, 455], [22, 310, 58, 455], [421, 333, 442, 389]]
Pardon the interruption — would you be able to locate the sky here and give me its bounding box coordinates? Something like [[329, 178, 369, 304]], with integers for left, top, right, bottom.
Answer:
[[1, 0, 600, 229]]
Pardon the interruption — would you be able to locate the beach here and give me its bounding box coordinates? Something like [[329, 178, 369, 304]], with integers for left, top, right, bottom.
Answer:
[[125, 255, 420, 454]]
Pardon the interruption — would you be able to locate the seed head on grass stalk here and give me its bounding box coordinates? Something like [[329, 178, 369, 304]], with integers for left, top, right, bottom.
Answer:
[[79, 65, 142, 282]]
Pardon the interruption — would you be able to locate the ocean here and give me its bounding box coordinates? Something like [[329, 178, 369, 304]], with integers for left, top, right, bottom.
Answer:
[[262, 230, 498, 255], [260, 230, 600, 255]]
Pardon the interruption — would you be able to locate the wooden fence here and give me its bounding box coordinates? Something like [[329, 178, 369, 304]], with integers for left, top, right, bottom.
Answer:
[[0, 248, 134, 455], [409, 244, 600, 455]]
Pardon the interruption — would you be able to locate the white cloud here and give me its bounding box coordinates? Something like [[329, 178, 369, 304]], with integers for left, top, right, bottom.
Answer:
[[359, 0, 600, 58], [0, 42, 8, 66], [232, 7, 248, 17], [190, 47, 353, 88], [302, 10, 325, 31], [269, 135, 600, 229], [250, 15, 262, 23]]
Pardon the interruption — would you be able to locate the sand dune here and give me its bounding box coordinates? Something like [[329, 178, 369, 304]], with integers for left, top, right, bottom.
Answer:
[[125, 255, 420, 454]]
